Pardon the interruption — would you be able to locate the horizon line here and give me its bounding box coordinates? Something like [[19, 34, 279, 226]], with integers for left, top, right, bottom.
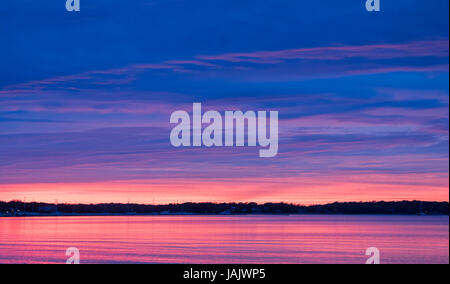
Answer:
[[2, 199, 448, 207]]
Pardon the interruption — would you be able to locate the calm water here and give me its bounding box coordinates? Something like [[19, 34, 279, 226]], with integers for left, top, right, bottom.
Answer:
[[0, 215, 448, 264]]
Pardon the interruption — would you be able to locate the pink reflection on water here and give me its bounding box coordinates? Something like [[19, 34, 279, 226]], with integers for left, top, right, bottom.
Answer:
[[0, 215, 448, 264]]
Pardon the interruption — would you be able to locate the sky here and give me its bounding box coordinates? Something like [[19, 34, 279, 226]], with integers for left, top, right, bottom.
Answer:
[[0, 0, 449, 205]]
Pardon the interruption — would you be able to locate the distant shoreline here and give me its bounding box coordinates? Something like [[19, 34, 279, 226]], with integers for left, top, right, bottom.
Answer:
[[1, 200, 448, 217], [1, 213, 450, 218]]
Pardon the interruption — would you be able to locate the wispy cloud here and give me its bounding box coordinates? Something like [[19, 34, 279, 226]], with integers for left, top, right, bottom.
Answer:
[[197, 40, 449, 63], [1, 40, 448, 93]]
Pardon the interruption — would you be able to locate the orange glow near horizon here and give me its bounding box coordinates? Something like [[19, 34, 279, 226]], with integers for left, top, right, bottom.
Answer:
[[0, 173, 448, 205]]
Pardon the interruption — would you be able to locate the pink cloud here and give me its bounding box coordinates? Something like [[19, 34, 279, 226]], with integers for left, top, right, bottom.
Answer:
[[197, 40, 449, 63], [2, 40, 448, 94]]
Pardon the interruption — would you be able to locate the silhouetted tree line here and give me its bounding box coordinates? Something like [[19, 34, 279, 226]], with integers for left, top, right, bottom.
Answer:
[[0, 200, 448, 216]]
